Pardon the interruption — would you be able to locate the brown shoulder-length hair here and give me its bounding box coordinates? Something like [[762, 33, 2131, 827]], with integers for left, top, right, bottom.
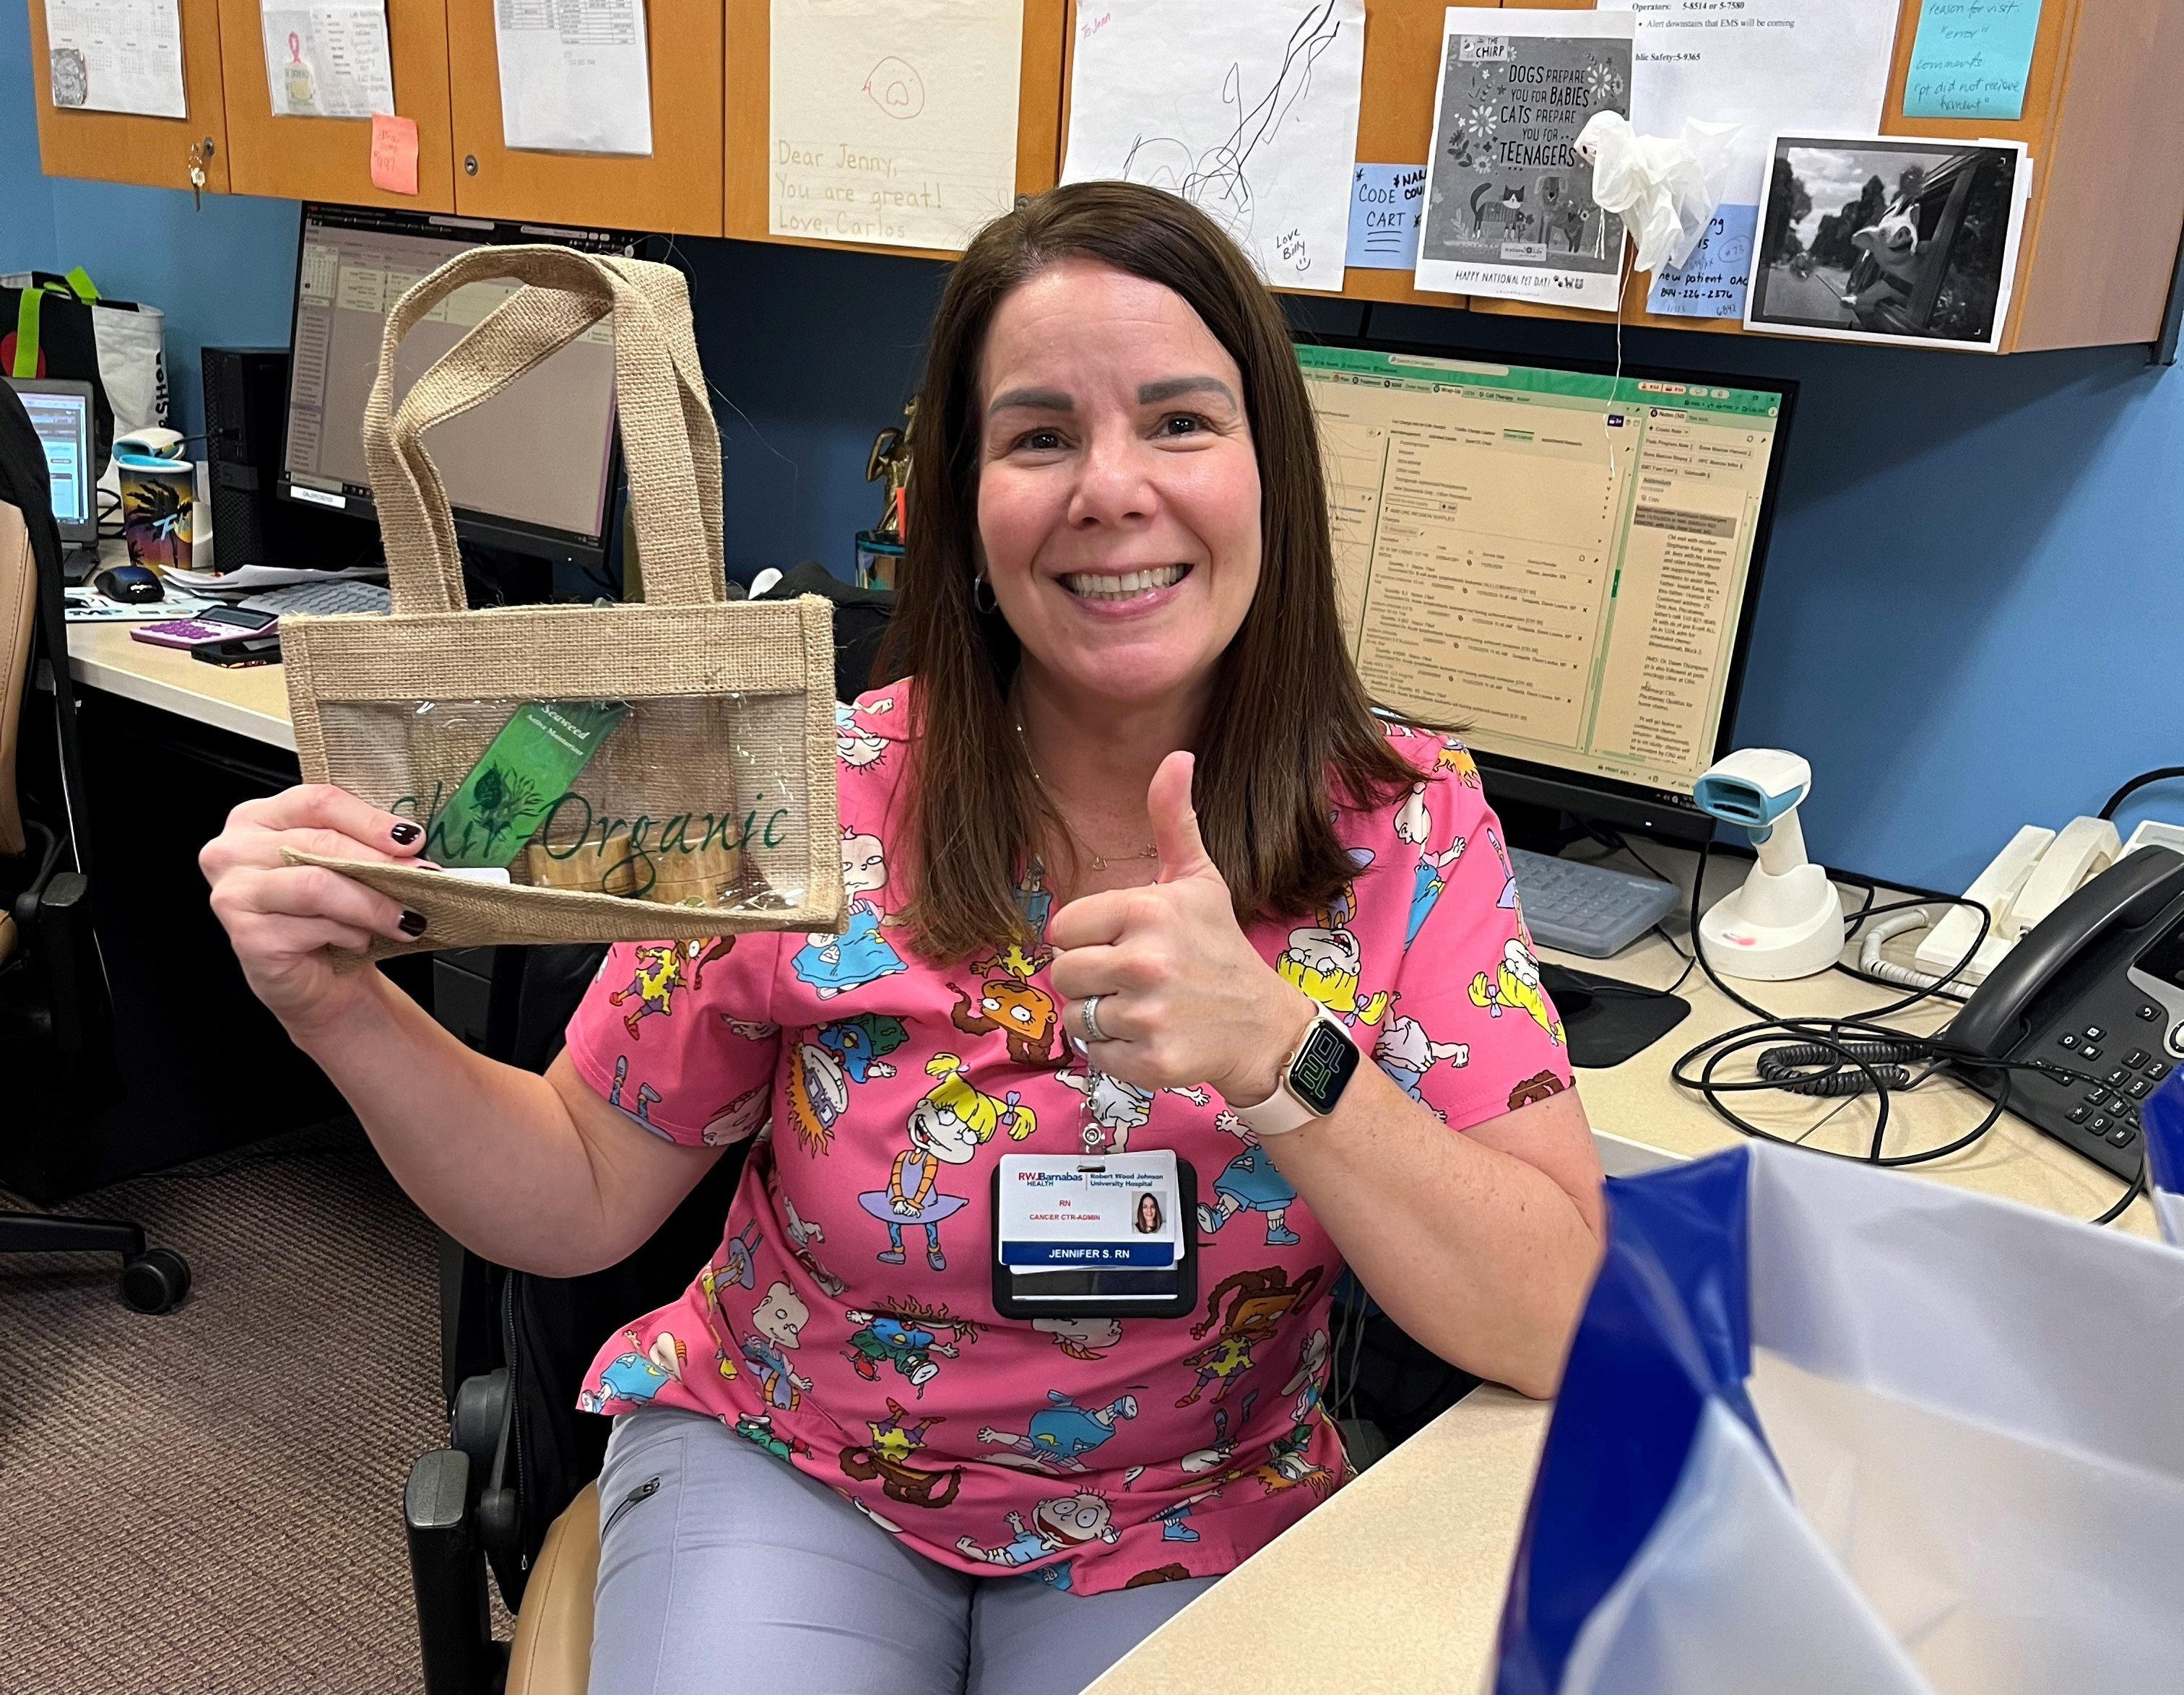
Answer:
[[879, 180, 1418, 964]]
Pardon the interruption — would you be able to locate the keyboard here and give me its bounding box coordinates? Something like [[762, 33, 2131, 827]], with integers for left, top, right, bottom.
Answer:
[[1510, 848, 1681, 959], [240, 578, 393, 617]]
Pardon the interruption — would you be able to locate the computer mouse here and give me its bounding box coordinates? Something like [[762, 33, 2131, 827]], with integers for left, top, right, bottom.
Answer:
[[93, 564, 164, 603]]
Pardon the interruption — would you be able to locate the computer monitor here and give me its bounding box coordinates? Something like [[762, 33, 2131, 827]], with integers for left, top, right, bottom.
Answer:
[[280, 203, 638, 569], [6, 376, 98, 552], [1299, 339, 1795, 844]]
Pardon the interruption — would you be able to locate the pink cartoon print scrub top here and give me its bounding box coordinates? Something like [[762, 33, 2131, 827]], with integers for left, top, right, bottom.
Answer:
[[562, 682, 1572, 1597]]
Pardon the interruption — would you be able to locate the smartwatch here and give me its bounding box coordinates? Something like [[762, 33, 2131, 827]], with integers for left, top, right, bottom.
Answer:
[[1231, 1007, 1362, 1137]]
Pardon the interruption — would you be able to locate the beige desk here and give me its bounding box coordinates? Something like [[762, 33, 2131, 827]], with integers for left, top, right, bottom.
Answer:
[[1092, 853, 2154, 1695], [64, 619, 295, 750]]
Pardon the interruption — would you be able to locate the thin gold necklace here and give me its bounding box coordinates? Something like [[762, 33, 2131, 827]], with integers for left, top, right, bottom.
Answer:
[[1012, 713, 1158, 874]]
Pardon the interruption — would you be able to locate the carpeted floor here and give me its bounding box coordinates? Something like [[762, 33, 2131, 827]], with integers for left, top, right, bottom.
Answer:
[[0, 1121, 505, 1694]]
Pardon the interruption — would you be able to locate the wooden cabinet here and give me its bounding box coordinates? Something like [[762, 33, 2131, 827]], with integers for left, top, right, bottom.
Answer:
[[213, 0, 456, 209], [724, 0, 1067, 257], [26, 0, 230, 193], [1467, 0, 2184, 352], [444, 0, 724, 235]]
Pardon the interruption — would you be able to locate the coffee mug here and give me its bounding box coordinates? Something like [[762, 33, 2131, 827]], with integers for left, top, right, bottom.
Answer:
[[118, 451, 194, 572]]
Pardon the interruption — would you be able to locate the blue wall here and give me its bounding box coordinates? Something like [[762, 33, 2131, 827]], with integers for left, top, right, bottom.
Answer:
[[4, 0, 2177, 891], [2, 0, 56, 272]]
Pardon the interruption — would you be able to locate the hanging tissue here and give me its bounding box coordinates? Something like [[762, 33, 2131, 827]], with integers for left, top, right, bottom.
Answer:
[[1575, 112, 1737, 276]]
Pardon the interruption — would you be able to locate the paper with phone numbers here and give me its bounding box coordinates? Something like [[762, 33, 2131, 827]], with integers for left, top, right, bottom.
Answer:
[[997, 1153, 1181, 1270], [370, 113, 420, 194]]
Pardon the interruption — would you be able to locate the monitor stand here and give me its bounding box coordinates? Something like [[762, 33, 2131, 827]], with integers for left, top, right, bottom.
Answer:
[[1496, 796, 1694, 1070]]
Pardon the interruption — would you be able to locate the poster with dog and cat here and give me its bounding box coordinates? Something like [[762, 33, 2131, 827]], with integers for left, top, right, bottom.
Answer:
[[1413, 7, 1634, 311], [1744, 135, 2032, 352]]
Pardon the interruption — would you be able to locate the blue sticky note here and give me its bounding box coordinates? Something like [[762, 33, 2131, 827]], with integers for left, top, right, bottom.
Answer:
[[1647, 204, 1759, 320], [1904, 0, 2040, 122], [1347, 164, 1426, 272]]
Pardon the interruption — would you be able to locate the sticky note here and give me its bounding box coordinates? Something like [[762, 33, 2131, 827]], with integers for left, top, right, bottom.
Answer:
[[370, 113, 420, 196], [1346, 164, 1426, 272], [1647, 203, 1759, 320], [1903, 0, 2040, 122]]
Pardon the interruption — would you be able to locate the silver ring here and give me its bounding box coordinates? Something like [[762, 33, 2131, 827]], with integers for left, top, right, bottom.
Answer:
[[1080, 995, 1108, 1044]]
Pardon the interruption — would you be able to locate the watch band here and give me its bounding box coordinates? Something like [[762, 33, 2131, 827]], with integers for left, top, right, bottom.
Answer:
[[1229, 1008, 1344, 1137]]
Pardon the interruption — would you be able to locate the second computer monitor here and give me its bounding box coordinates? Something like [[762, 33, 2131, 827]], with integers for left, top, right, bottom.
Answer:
[[280, 204, 634, 567], [1299, 341, 1794, 841]]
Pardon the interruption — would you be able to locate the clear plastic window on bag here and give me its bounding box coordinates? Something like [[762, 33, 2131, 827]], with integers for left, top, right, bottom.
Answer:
[[318, 693, 817, 912]]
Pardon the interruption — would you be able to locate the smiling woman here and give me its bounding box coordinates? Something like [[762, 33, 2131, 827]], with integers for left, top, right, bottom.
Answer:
[[884, 182, 1419, 963], [196, 178, 1604, 1695]]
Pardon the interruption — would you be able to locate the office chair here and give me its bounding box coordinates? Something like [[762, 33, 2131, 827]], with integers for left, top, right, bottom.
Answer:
[[0, 388, 191, 1314]]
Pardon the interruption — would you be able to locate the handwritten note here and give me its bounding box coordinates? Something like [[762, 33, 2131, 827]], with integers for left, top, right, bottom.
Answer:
[[370, 112, 419, 194], [1346, 165, 1424, 271], [1904, 0, 2040, 122], [1062, 0, 1366, 294], [769, 0, 1023, 253]]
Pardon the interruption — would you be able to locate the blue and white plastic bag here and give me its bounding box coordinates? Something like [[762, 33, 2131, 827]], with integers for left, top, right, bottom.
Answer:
[[1494, 1111, 2184, 1695]]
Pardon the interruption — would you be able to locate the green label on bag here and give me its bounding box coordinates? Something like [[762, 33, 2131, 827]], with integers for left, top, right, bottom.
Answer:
[[417, 700, 630, 868]]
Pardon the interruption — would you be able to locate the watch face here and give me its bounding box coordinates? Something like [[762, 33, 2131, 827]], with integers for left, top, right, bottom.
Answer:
[[1289, 1019, 1361, 1116]]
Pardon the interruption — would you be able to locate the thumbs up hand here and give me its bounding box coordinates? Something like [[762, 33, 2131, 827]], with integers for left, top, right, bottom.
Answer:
[[1049, 752, 1315, 1106]]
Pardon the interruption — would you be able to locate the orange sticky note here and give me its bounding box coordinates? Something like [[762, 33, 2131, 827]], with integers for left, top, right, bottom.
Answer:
[[370, 114, 420, 197]]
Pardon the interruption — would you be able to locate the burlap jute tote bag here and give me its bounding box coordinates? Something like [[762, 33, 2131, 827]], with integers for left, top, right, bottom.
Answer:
[[278, 246, 842, 961]]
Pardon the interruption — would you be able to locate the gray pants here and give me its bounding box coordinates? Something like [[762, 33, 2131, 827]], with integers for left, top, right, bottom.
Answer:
[[588, 1407, 1218, 1695]]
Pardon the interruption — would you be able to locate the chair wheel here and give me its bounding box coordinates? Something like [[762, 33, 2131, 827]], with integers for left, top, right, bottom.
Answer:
[[120, 1247, 191, 1314]]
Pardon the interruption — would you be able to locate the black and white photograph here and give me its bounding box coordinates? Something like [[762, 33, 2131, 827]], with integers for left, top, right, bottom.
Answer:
[[1745, 136, 2029, 351]]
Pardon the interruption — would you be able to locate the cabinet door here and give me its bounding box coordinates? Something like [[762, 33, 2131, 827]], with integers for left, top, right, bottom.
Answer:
[[27, 0, 230, 191], [214, 0, 456, 209], [446, 0, 724, 235]]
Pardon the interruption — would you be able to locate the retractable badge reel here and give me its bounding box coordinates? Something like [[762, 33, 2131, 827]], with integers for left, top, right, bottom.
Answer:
[[991, 1053, 1198, 1319]]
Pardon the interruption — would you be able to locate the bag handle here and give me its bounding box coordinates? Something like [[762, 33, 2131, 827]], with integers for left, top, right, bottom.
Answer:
[[362, 247, 724, 615]]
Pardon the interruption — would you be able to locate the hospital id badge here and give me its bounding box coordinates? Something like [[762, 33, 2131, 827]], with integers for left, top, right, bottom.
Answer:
[[990, 1152, 1198, 1319]]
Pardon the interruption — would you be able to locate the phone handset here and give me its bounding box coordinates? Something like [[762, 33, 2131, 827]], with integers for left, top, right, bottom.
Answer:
[[1946, 846, 2184, 1062], [1915, 817, 2123, 988]]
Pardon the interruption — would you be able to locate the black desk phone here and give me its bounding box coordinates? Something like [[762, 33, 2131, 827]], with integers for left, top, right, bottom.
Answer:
[[1949, 846, 2184, 1179]]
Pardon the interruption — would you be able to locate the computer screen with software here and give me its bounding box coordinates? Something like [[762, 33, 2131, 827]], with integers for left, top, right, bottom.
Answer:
[[1299, 340, 1794, 838], [280, 204, 633, 564], [6, 376, 96, 545]]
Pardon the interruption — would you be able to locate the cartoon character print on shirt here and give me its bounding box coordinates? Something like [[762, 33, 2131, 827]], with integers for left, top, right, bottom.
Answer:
[[1035, 1316, 1124, 1362], [792, 830, 907, 1000], [1394, 781, 1468, 948], [733, 1412, 811, 1462], [608, 937, 734, 1039], [1372, 995, 1470, 1111], [1507, 1068, 1569, 1111], [858, 1055, 1033, 1271], [1177, 1265, 1325, 1408], [979, 1390, 1141, 1474], [949, 945, 1063, 1067], [843, 1296, 984, 1395], [1470, 937, 1566, 1046], [697, 1221, 761, 1317], [1486, 826, 1520, 913], [701, 1083, 768, 1148], [765, 1163, 848, 1298], [786, 1012, 910, 1157], [739, 1281, 813, 1412], [840, 1396, 965, 1508], [956, 1491, 1120, 1587], [1277, 911, 1391, 1030], [1197, 1109, 1300, 1247], [607, 1056, 663, 1132], [835, 701, 888, 772], [579, 1327, 687, 1413], [1054, 1065, 1211, 1156], [1436, 739, 1483, 787]]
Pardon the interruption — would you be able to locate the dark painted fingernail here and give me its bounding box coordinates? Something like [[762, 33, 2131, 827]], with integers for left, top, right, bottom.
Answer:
[[390, 822, 422, 845], [398, 910, 428, 937]]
